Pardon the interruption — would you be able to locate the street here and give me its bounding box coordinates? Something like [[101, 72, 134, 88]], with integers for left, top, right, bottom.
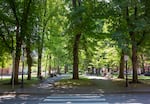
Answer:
[[0, 93, 150, 104]]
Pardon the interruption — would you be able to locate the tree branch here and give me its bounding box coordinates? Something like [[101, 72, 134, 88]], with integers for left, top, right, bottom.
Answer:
[[137, 31, 146, 46]]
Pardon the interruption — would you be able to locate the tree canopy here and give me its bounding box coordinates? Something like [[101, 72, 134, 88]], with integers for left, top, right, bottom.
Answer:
[[0, 0, 150, 84]]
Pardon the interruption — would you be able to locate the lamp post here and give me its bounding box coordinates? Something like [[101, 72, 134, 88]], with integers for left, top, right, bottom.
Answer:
[[21, 44, 26, 88], [124, 55, 129, 87], [12, 50, 15, 90]]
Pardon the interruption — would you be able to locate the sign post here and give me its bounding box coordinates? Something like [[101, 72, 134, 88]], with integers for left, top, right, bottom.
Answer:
[[124, 55, 129, 87]]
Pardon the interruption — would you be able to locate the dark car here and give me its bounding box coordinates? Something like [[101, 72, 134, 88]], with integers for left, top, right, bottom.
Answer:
[[144, 72, 150, 76]]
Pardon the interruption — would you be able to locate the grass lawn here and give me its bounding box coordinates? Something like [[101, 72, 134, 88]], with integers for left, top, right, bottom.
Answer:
[[113, 74, 150, 81], [54, 78, 95, 88], [112, 74, 150, 88], [139, 75, 150, 85], [54, 74, 150, 90], [0, 76, 40, 90]]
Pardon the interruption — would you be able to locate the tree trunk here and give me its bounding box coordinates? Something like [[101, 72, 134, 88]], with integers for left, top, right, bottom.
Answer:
[[26, 45, 32, 80], [37, 27, 45, 78], [48, 65, 51, 75], [140, 54, 145, 74], [73, 34, 81, 79], [64, 64, 68, 74], [21, 0, 32, 80], [37, 2, 47, 77], [14, 25, 21, 84], [132, 45, 138, 83], [1, 60, 4, 80], [118, 51, 125, 79], [48, 55, 51, 75], [131, 5, 139, 83], [11, 24, 22, 84], [130, 32, 138, 83], [57, 66, 60, 74], [8, 0, 21, 85], [37, 48, 42, 77], [72, 0, 82, 80], [126, 5, 138, 83]]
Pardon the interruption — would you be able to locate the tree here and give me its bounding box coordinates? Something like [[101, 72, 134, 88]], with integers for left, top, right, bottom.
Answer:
[[67, 0, 111, 79], [71, 0, 82, 79], [2, 0, 36, 84], [109, 0, 150, 83]]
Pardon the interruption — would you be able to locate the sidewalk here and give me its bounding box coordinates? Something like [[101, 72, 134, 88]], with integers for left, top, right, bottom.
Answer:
[[0, 74, 150, 95]]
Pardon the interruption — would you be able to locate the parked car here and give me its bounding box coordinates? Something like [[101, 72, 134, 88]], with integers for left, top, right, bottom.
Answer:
[[144, 72, 150, 76]]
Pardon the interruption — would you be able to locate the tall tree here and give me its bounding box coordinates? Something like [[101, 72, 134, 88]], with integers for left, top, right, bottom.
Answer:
[[4, 0, 34, 84], [37, 0, 48, 78], [71, 0, 82, 79], [110, 0, 150, 83]]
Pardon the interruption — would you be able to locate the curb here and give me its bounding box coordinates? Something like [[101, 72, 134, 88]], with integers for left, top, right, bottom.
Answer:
[[1, 90, 150, 95]]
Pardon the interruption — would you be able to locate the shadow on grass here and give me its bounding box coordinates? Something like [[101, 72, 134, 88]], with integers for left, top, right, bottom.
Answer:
[[0, 77, 40, 90], [92, 77, 150, 93], [55, 76, 150, 93], [49, 78, 102, 94], [54, 78, 95, 88]]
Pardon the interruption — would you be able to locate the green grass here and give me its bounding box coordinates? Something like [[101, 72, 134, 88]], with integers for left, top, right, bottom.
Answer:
[[0, 77, 40, 90], [113, 74, 150, 79], [112, 74, 150, 85], [54, 78, 94, 88], [138, 75, 150, 79]]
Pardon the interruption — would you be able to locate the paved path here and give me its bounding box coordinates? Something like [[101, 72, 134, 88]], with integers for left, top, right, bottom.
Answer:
[[39, 94, 109, 104], [0, 74, 70, 95]]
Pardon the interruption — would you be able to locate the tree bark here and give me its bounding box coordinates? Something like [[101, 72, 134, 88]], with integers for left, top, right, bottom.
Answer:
[[37, 22, 46, 78], [26, 45, 32, 80], [37, 47, 42, 77], [140, 54, 145, 74], [37, 0, 47, 78], [8, 0, 21, 84], [72, 0, 82, 80], [21, 0, 32, 80], [73, 34, 81, 79], [118, 51, 125, 79], [48, 55, 51, 75], [14, 25, 21, 84], [126, 5, 138, 83], [130, 32, 138, 83], [57, 66, 60, 74], [64, 64, 68, 74]]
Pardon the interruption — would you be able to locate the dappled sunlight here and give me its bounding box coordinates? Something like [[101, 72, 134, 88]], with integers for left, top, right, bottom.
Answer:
[[98, 89, 105, 93], [0, 94, 16, 100], [86, 75, 114, 80], [86, 76, 107, 79], [38, 83, 53, 89], [0, 94, 29, 103], [53, 78, 94, 89]]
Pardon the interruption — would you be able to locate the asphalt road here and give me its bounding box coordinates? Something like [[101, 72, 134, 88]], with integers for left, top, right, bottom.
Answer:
[[0, 93, 150, 104]]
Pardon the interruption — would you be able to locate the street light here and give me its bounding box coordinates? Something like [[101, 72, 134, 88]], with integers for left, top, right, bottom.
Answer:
[[12, 50, 15, 90], [124, 55, 129, 87], [21, 44, 26, 88]]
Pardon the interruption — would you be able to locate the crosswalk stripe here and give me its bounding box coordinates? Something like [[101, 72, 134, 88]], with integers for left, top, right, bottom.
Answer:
[[39, 95, 109, 104], [46, 96, 103, 99], [39, 103, 143, 104], [44, 98, 106, 102], [39, 95, 144, 104], [39, 103, 109, 104]]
